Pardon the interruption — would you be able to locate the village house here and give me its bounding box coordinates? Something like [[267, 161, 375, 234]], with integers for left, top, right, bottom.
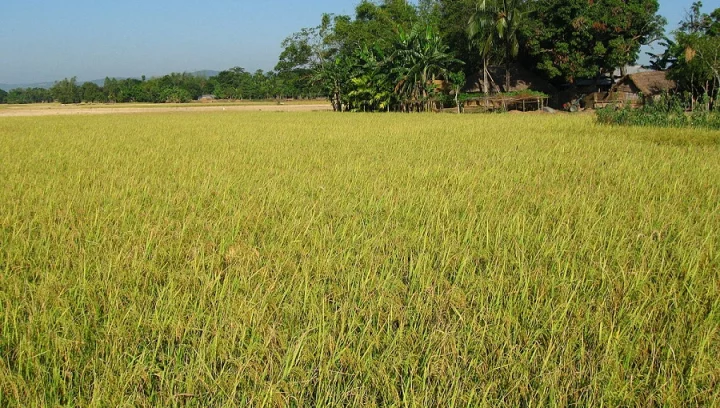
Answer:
[[585, 71, 677, 109]]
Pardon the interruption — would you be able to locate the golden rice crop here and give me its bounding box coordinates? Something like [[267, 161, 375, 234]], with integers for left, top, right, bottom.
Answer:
[[0, 112, 719, 406]]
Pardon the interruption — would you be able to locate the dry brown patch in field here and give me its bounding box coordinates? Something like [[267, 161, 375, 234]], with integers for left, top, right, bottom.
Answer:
[[0, 103, 332, 117]]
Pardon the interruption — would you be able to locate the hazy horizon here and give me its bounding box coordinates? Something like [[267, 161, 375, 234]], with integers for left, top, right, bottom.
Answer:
[[0, 0, 709, 85]]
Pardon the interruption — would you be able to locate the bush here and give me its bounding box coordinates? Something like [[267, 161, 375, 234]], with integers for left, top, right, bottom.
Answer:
[[160, 87, 192, 103], [596, 93, 720, 130]]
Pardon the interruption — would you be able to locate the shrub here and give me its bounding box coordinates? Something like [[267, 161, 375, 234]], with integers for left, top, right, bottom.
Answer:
[[160, 87, 192, 103], [597, 93, 720, 130]]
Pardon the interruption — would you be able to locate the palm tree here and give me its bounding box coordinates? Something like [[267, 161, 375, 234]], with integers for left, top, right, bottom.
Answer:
[[468, 4, 495, 94], [468, 0, 526, 92]]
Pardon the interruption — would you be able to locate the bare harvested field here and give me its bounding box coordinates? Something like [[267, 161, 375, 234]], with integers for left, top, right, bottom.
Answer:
[[0, 102, 332, 117]]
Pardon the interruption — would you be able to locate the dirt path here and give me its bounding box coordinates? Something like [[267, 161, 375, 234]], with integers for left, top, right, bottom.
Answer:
[[0, 103, 333, 117]]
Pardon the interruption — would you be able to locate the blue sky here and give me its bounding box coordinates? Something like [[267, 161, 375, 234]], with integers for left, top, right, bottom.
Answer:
[[0, 0, 717, 84]]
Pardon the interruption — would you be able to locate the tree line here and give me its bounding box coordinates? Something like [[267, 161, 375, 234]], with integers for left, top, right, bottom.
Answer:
[[1, 68, 323, 105], [2, 1, 718, 110]]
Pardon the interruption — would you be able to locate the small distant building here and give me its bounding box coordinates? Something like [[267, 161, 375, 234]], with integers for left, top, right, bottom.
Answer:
[[198, 94, 216, 102], [585, 71, 677, 109], [610, 71, 676, 104]]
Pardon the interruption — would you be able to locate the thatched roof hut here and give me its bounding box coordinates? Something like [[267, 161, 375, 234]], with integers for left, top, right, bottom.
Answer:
[[611, 71, 676, 96]]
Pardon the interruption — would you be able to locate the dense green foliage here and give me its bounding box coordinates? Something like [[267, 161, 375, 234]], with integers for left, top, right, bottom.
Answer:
[[434, 0, 482, 72], [523, 0, 665, 82], [275, 4, 460, 112], [1, 112, 718, 405], [276, 0, 669, 111], [0, 89, 7, 104], [468, 0, 526, 91], [80, 82, 106, 103], [663, 2, 720, 108], [602, 2, 720, 128], [5, 88, 53, 104], [597, 93, 720, 130], [211, 68, 281, 100], [3, 68, 317, 105], [51, 77, 81, 104]]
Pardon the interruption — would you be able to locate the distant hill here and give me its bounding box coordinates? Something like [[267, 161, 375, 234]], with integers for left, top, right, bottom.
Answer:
[[0, 70, 222, 91], [191, 70, 220, 78]]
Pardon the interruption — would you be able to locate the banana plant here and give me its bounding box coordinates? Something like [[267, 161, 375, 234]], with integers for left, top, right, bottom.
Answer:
[[390, 25, 461, 111]]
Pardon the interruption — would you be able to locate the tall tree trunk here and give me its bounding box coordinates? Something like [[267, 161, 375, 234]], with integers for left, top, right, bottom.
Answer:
[[691, 73, 696, 111], [706, 81, 711, 111], [456, 89, 460, 114], [483, 57, 489, 94], [505, 43, 511, 92]]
